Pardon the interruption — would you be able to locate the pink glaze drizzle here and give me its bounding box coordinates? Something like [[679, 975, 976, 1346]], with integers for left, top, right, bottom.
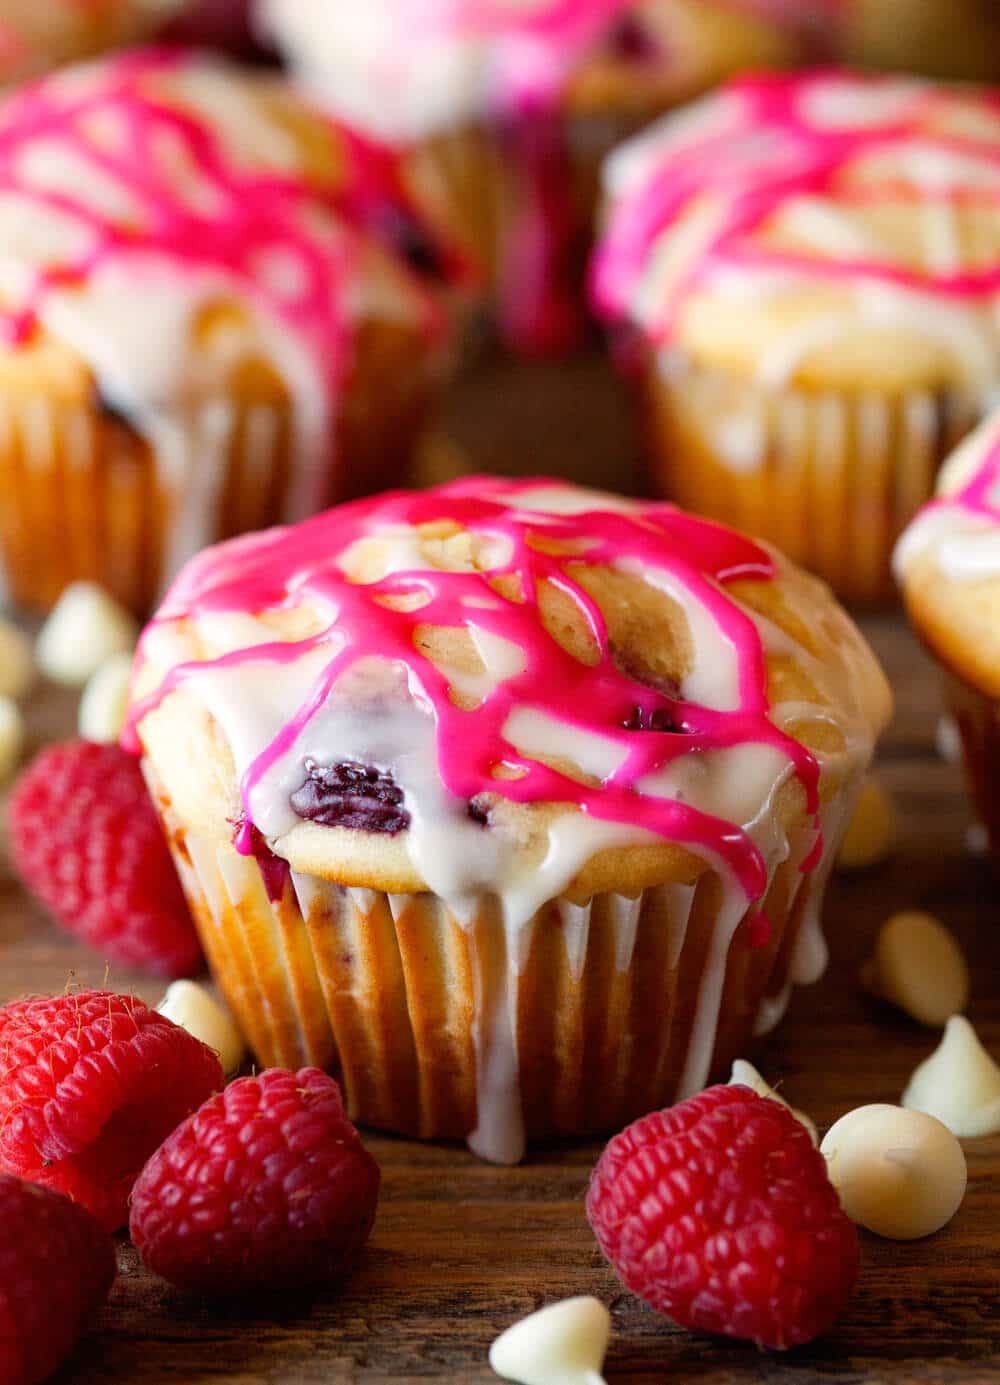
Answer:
[[915, 429, 1000, 529], [593, 70, 1000, 342], [125, 476, 822, 904], [0, 47, 441, 385]]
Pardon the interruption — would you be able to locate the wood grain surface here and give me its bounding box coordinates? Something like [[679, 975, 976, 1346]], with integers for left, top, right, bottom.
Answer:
[[3, 354, 1000, 1384]]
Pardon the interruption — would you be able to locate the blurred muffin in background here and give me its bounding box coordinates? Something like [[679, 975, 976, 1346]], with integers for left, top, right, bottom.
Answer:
[[0, 48, 453, 615], [843, 0, 1000, 84], [0, 0, 185, 84], [593, 70, 1000, 604], [256, 0, 837, 355]]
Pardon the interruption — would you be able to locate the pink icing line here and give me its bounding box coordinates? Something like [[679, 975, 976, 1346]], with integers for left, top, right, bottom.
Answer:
[[124, 476, 822, 904], [592, 70, 1000, 341], [915, 425, 1000, 534], [0, 48, 441, 394]]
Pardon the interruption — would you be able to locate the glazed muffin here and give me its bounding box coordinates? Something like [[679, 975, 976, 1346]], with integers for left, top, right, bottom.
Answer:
[[843, 0, 1000, 83], [896, 412, 1000, 853], [0, 1, 187, 85], [126, 475, 890, 1162], [256, 0, 836, 354], [0, 48, 451, 615], [593, 70, 1000, 604]]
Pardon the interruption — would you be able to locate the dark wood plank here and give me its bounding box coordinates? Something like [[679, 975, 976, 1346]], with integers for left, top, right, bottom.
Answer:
[[4, 353, 1000, 1383]]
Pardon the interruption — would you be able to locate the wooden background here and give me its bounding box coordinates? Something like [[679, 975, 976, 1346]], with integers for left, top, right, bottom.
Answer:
[[3, 354, 1000, 1384]]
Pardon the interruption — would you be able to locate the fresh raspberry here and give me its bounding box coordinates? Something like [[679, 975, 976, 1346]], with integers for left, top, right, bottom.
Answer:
[[0, 1175, 115, 1385], [0, 990, 223, 1231], [130, 1068, 381, 1295], [7, 740, 203, 977], [586, 1085, 859, 1349]]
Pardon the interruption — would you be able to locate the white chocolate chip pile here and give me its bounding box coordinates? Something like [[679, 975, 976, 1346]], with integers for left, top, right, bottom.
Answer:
[[0, 697, 24, 785], [0, 618, 33, 701], [729, 1059, 818, 1144], [489, 1297, 610, 1385], [158, 980, 246, 1077], [837, 778, 895, 870], [36, 581, 138, 687], [861, 911, 969, 1027], [821, 1104, 967, 1240], [78, 652, 135, 744], [903, 1015, 1000, 1138]]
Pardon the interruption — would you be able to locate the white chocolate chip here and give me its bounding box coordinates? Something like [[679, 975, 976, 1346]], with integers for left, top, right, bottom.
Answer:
[[836, 778, 895, 870], [489, 1297, 610, 1385], [861, 911, 969, 1027], [157, 980, 245, 1077], [78, 652, 134, 744], [903, 1015, 1000, 1138], [820, 1104, 967, 1240], [729, 1059, 818, 1144], [936, 715, 962, 766], [0, 696, 24, 784], [36, 582, 138, 687], [0, 619, 33, 700]]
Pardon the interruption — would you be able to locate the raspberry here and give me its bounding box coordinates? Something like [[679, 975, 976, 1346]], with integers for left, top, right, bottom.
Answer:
[[130, 1068, 381, 1295], [586, 1085, 859, 1349], [0, 990, 223, 1231], [0, 1176, 115, 1385], [8, 740, 203, 976]]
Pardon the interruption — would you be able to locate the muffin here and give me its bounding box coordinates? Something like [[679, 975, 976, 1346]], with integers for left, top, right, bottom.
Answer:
[[256, 0, 836, 354], [0, 47, 450, 615], [126, 475, 890, 1162], [0, 1, 187, 85], [843, 0, 1000, 83], [593, 70, 1000, 604], [896, 411, 1000, 852]]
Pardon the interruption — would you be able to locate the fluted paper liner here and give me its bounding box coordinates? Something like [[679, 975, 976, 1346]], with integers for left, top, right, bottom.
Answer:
[[641, 353, 982, 604], [943, 670, 1000, 855], [0, 337, 434, 614], [150, 769, 836, 1154]]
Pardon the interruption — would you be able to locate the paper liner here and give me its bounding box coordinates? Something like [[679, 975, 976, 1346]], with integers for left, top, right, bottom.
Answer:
[[151, 774, 837, 1159], [943, 670, 1000, 854], [0, 328, 437, 615], [640, 353, 982, 604]]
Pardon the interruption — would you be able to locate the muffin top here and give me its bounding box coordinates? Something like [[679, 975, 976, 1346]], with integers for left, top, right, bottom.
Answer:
[[0, 47, 444, 447], [594, 70, 1000, 394], [256, 0, 835, 144], [127, 476, 890, 928], [895, 411, 1000, 697]]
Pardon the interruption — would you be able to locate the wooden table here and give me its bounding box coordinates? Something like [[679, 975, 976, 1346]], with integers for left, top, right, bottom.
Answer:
[[3, 356, 1000, 1383]]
